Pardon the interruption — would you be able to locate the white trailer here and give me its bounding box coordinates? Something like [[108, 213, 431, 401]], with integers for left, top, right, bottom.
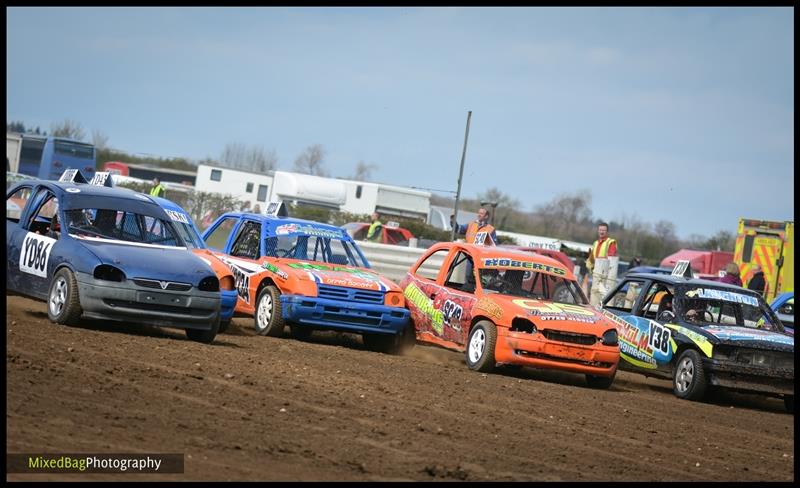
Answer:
[[271, 171, 347, 210], [195, 164, 275, 210], [7, 133, 22, 173], [340, 179, 430, 220]]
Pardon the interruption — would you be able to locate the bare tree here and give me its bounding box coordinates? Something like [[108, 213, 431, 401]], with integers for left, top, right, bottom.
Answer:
[[50, 119, 86, 141], [351, 160, 378, 181], [92, 129, 110, 150], [477, 187, 521, 228], [220, 142, 277, 174], [293, 144, 327, 176], [533, 189, 594, 238]]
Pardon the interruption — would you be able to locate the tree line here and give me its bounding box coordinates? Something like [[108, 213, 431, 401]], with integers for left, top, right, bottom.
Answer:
[[7, 118, 735, 261]]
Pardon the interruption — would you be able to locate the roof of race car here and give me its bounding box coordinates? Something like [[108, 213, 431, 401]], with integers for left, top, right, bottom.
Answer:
[[435, 242, 574, 278], [625, 272, 762, 294], [10, 179, 159, 205], [218, 212, 349, 236]]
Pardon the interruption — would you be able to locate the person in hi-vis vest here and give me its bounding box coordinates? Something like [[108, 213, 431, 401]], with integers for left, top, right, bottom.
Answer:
[[452, 207, 497, 246], [584, 222, 618, 307]]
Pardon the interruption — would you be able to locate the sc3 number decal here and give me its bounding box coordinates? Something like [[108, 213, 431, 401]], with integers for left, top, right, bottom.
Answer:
[[20, 232, 56, 278], [442, 299, 463, 331], [230, 265, 251, 304]]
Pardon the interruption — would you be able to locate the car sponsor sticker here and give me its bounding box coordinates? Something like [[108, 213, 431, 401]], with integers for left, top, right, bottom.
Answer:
[[513, 299, 598, 323], [482, 258, 566, 277], [404, 282, 445, 335], [262, 262, 288, 280], [702, 326, 794, 345], [475, 297, 503, 319], [685, 288, 759, 307], [274, 224, 343, 239], [164, 209, 190, 224], [20, 232, 57, 278]]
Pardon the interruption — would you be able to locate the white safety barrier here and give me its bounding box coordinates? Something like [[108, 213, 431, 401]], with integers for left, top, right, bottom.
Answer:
[[357, 241, 445, 284]]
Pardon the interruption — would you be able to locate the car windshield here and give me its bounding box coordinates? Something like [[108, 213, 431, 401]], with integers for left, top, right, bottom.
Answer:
[[265, 234, 368, 268], [65, 208, 182, 247], [676, 286, 784, 333], [478, 268, 588, 305], [171, 221, 205, 250]]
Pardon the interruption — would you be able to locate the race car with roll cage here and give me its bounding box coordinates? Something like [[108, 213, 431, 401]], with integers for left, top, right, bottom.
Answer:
[[601, 272, 794, 412], [200, 210, 411, 352], [399, 242, 620, 387], [6, 170, 223, 343]]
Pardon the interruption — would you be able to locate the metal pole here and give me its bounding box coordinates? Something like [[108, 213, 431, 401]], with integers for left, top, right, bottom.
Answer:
[[451, 111, 472, 241]]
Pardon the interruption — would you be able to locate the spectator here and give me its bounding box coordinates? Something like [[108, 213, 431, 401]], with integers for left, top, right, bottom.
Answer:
[[252, 204, 262, 214], [630, 256, 642, 269], [366, 212, 383, 242], [582, 222, 617, 296], [747, 264, 766, 296], [149, 177, 166, 198], [720, 262, 742, 287], [453, 207, 497, 246]]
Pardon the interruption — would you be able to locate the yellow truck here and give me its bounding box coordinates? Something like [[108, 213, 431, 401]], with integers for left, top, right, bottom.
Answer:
[[734, 219, 794, 302]]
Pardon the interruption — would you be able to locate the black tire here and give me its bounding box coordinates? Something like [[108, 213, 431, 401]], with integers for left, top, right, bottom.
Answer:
[[218, 319, 231, 334], [672, 349, 707, 400], [254, 285, 284, 337], [785, 395, 794, 414], [586, 371, 616, 389], [395, 322, 417, 355], [290, 325, 313, 341], [363, 333, 398, 354], [185, 316, 219, 344], [465, 320, 497, 372], [47, 268, 82, 325]]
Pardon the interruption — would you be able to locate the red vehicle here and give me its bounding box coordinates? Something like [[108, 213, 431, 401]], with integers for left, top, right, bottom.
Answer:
[[342, 222, 415, 246], [660, 249, 733, 281], [400, 242, 620, 387]]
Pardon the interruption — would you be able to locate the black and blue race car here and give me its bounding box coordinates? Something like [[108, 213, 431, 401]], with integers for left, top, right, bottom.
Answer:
[[6, 172, 222, 343], [602, 272, 794, 412]]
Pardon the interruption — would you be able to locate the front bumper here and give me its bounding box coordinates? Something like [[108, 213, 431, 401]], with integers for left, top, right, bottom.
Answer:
[[704, 358, 794, 395], [496, 329, 619, 376], [280, 294, 410, 335], [76, 273, 221, 331], [220, 289, 238, 321]]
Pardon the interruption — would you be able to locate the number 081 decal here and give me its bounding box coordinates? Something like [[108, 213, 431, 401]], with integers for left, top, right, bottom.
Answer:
[[20, 232, 56, 278]]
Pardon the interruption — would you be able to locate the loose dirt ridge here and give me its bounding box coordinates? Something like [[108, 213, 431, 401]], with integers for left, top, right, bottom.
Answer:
[[6, 295, 794, 481]]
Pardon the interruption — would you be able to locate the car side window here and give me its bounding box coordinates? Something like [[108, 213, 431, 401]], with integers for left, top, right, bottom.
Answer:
[[6, 186, 33, 222], [27, 191, 59, 236], [204, 217, 238, 251], [230, 221, 262, 259], [605, 279, 646, 313], [640, 284, 675, 320], [414, 249, 450, 282], [444, 251, 475, 292]]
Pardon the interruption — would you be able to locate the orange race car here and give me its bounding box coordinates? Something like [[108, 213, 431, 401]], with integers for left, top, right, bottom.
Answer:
[[400, 242, 621, 387]]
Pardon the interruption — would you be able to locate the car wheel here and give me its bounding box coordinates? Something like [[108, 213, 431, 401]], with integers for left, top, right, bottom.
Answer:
[[672, 349, 707, 400], [218, 319, 231, 334], [47, 268, 82, 325], [254, 285, 284, 337], [185, 316, 220, 344], [362, 333, 395, 353], [785, 395, 794, 414], [586, 371, 615, 389], [290, 325, 313, 341], [465, 320, 497, 372]]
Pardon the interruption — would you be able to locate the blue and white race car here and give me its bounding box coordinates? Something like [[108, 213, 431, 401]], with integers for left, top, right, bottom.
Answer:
[[6, 171, 222, 343]]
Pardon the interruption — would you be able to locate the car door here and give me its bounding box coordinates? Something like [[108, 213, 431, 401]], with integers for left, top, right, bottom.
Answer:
[[403, 247, 451, 337], [6, 184, 35, 292], [225, 219, 263, 308], [11, 187, 61, 298], [431, 249, 478, 347]]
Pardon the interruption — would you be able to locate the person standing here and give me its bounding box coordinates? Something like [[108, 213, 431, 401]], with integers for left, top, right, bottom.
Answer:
[[366, 212, 383, 242], [149, 177, 166, 198], [585, 222, 618, 306], [747, 264, 766, 296], [720, 262, 743, 287], [453, 207, 497, 246]]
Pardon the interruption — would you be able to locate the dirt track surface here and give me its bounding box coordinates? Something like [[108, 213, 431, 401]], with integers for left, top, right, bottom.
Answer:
[[6, 294, 795, 481]]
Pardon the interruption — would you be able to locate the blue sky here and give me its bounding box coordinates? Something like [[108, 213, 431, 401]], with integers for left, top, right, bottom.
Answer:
[[6, 7, 794, 239]]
